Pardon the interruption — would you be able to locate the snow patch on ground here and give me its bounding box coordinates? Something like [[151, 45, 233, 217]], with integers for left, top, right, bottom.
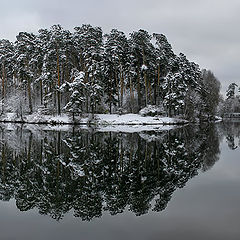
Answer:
[[93, 114, 187, 125], [0, 112, 188, 126], [139, 105, 165, 116]]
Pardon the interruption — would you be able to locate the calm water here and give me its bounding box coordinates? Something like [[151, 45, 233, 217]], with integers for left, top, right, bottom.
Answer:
[[0, 122, 239, 240]]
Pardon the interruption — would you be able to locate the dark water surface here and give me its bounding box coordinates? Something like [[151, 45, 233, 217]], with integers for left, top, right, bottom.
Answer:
[[0, 122, 239, 240]]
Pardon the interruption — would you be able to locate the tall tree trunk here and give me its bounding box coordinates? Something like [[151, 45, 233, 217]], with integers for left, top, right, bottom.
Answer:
[[148, 77, 152, 104], [1, 62, 5, 114], [119, 60, 124, 108], [27, 77, 33, 114], [156, 65, 161, 105], [26, 60, 33, 114], [114, 67, 120, 108], [168, 81, 172, 117], [142, 49, 148, 106], [56, 45, 61, 115], [154, 71, 157, 105], [40, 79, 43, 105], [130, 77, 134, 113], [120, 72, 124, 107], [144, 72, 148, 106], [84, 72, 89, 113], [137, 69, 141, 111], [109, 101, 112, 114]]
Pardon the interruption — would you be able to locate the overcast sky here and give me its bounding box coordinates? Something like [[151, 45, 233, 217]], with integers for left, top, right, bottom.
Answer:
[[1, 0, 240, 94]]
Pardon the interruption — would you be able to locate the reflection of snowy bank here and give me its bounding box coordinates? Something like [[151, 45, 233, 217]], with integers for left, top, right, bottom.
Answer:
[[0, 112, 188, 126], [93, 124, 177, 133], [0, 122, 180, 134]]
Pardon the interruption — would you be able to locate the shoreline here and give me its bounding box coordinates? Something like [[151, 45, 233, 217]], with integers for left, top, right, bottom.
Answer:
[[0, 113, 189, 126]]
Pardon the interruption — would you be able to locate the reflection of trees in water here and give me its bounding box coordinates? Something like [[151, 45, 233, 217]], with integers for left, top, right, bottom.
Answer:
[[226, 135, 238, 150], [0, 124, 221, 221], [219, 122, 240, 150]]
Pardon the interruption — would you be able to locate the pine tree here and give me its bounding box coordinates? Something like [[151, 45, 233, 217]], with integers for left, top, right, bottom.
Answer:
[[162, 72, 186, 116], [50, 24, 68, 115], [201, 70, 221, 117], [226, 83, 238, 100], [63, 70, 86, 121], [129, 30, 156, 110], [153, 34, 175, 104], [104, 29, 130, 108], [15, 32, 37, 113], [73, 24, 104, 114], [0, 39, 14, 112]]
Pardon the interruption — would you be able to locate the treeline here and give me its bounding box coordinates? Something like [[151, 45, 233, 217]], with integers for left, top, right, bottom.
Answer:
[[0, 125, 220, 220], [0, 24, 221, 119], [219, 82, 240, 114]]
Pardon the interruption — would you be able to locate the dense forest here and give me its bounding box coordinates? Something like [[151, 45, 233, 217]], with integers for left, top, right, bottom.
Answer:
[[220, 82, 240, 114], [0, 24, 221, 120]]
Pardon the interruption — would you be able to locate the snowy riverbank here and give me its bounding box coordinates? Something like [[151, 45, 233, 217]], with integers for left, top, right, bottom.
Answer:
[[0, 113, 188, 126], [1, 122, 182, 134]]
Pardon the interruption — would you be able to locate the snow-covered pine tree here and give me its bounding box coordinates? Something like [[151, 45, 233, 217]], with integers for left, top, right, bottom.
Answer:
[[153, 33, 175, 75], [50, 24, 71, 115], [226, 83, 238, 100], [15, 32, 37, 114], [102, 55, 118, 114], [223, 82, 239, 113], [201, 70, 221, 118], [176, 53, 202, 117], [162, 71, 187, 117], [129, 30, 156, 110], [104, 29, 130, 109], [37, 28, 52, 109], [63, 70, 86, 121], [73, 24, 104, 114], [37, 25, 74, 114], [0, 39, 15, 112], [153, 34, 175, 105]]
